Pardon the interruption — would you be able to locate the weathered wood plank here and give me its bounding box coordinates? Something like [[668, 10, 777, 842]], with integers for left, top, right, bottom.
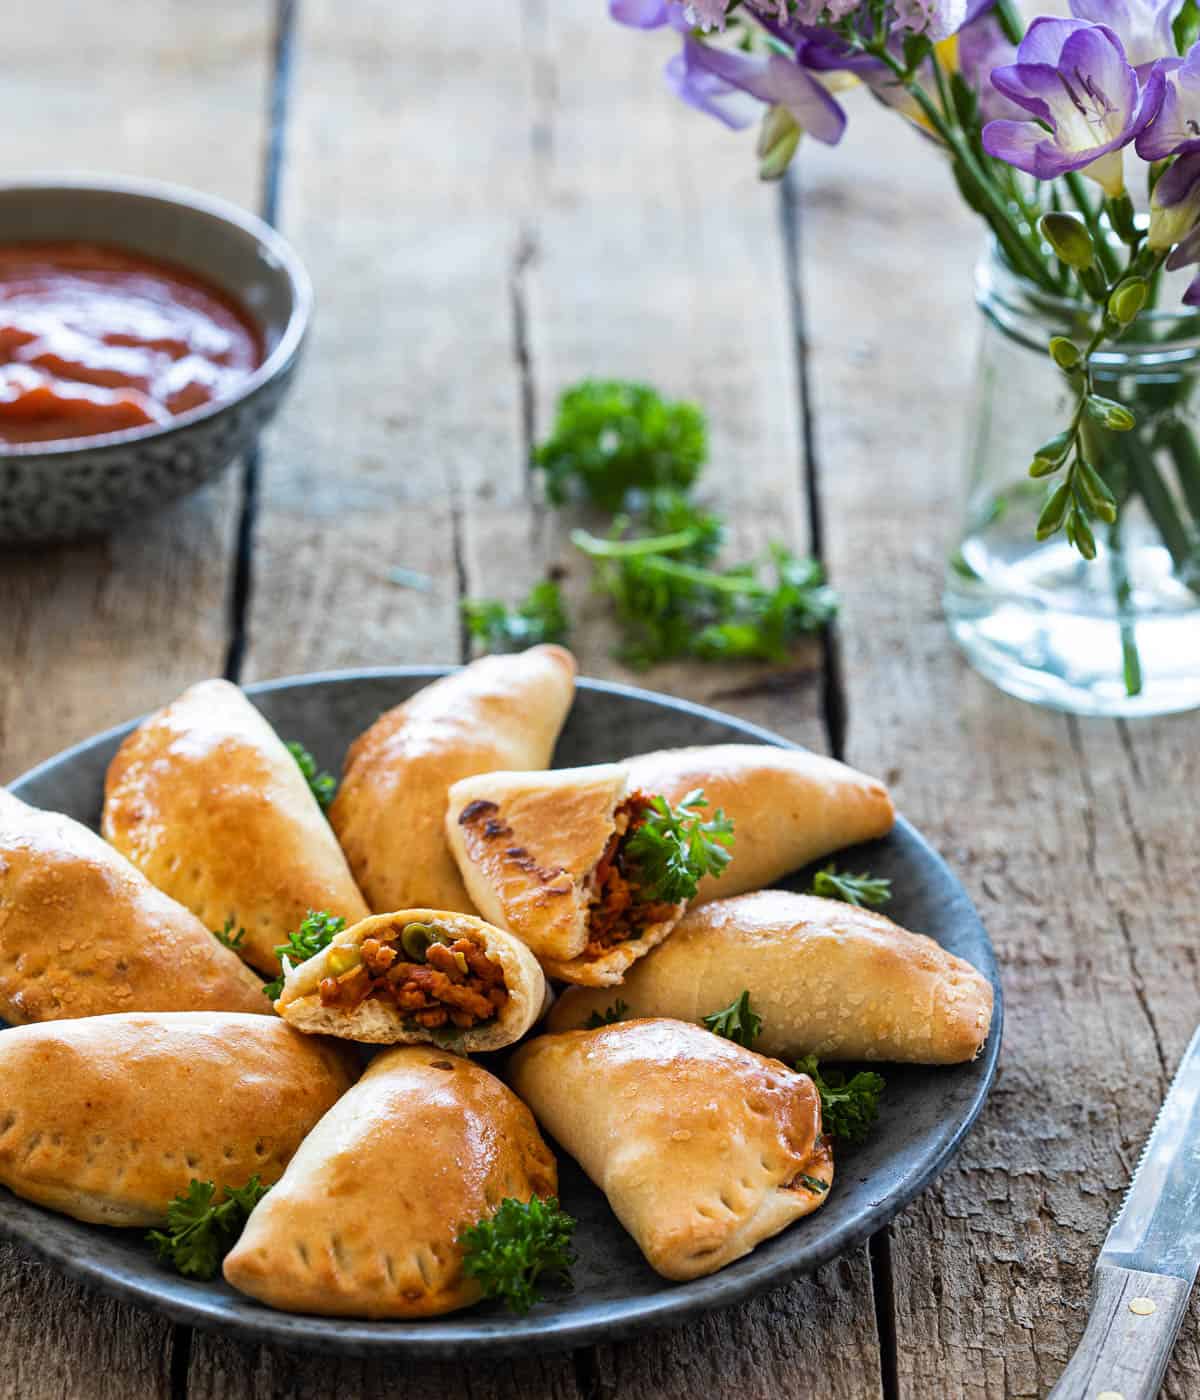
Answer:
[[801, 95, 1200, 1399], [213, 2, 881, 1396], [0, 4, 272, 1397]]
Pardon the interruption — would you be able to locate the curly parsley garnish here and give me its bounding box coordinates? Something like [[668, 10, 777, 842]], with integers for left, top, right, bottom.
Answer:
[[286, 740, 337, 812], [702, 989, 762, 1048], [808, 864, 892, 909], [212, 916, 246, 952], [459, 1196, 577, 1315], [796, 1055, 886, 1145], [261, 909, 347, 1001], [535, 379, 707, 509], [583, 999, 631, 1029], [462, 578, 570, 653], [622, 789, 734, 905], [146, 1177, 269, 1280]]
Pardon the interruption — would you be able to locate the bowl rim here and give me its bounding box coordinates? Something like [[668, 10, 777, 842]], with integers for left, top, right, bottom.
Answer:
[[0, 171, 312, 460]]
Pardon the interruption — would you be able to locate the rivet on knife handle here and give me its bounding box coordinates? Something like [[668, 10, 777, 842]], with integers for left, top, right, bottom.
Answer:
[[1047, 1264, 1192, 1400]]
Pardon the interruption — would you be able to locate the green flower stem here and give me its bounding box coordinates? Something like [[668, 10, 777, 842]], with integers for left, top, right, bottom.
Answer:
[[1155, 417, 1200, 524], [1062, 172, 1120, 284], [1108, 505, 1144, 698], [1127, 447, 1195, 572]]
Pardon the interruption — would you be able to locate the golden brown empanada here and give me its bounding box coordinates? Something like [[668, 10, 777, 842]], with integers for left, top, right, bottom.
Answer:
[[548, 890, 994, 1064], [0, 1012, 354, 1226], [102, 678, 369, 977], [330, 646, 576, 916], [510, 1018, 832, 1281], [0, 788, 268, 1022], [223, 1044, 557, 1317], [276, 908, 547, 1052], [622, 744, 894, 902], [445, 765, 689, 986]]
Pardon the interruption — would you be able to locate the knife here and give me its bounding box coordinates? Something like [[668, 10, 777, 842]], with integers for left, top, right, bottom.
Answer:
[[1050, 1024, 1200, 1400]]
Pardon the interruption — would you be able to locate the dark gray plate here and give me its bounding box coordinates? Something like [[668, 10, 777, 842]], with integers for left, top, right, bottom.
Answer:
[[3, 669, 1002, 1357]]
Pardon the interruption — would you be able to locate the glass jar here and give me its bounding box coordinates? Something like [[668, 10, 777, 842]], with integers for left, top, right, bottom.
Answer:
[[945, 244, 1200, 717]]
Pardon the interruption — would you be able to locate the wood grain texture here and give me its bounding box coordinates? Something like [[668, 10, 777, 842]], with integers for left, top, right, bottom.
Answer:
[[0, 4, 271, 1396], [0, 0, 270, 784], [800, 96, 1200, 1399]]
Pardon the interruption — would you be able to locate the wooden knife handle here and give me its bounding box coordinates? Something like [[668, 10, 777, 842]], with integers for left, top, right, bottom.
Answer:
[[1048, 1264, 1193, 1400]]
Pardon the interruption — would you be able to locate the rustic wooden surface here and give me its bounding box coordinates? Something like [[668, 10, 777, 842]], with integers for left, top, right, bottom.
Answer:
[[1, 1, 1198, 1398]]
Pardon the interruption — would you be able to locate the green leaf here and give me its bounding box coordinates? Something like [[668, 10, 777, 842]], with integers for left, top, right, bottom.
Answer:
[[621, 789, 735, 904], [459, 1196, 576, 1315], [462, 579, 570, 653], [262, 909, 347, 1001], [808, 863, 892, 908], [583, 999, 630, 1029], [1175, 0, 1200, 53], [146, 1176, 269, 1280], [285, 740, 337, 812], [796, 1056, 886, 1145], [534, 379, 708, 509], [212, 916, 246, 952], [702, 989, 762, 1048]]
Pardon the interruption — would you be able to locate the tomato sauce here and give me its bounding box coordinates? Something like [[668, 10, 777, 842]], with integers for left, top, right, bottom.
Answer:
[[0, 242, 262, 445]]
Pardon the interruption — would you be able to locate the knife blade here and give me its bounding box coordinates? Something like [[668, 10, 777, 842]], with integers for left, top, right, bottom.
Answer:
[[1050, 1024, 1200, 1400]]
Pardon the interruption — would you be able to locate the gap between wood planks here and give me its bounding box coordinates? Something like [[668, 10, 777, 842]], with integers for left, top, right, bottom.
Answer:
[[780, 176, 898, 1400]]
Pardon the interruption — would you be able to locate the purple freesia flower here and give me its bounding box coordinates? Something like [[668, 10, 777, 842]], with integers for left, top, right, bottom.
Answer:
[[1166, 196, 1200, 302], [959, 13, 1024, 122], [1069, 0, 1182, 75], [1137, 44, 1200, 157], [610, 0, 673, 25], [672, 35, 848, 142], [1150, 150, 1200, 261], [982, 18, 1163, 195], [893, 0, 969, 41]]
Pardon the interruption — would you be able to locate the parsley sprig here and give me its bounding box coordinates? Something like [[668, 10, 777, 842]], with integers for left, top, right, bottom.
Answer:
[[583, 999, 630, 1029], [459, 1196, 577, 1315], [286, 740, 337, 812], [808, 864, 892, 909], [622, 789, 734, 905], [212, 916, 246, 952], [796, 1056, 886, 1145], [262, 909, 346, 1001], [147, 1177, 269, 1280], [702, 990, 763, 1048], [535, 379, 707, 509], [462, 578, 570, 653]]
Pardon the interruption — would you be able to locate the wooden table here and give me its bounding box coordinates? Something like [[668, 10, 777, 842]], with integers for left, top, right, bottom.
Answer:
[[2, 2, 1198, 1396]]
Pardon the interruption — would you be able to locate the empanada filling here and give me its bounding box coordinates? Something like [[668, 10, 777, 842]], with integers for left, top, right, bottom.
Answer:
[[582, 792, 680, 960], [316, 922, 509, 1030]]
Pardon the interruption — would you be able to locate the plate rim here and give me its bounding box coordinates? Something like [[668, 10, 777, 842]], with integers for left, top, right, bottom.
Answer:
[[2, 665, 1004, 1357]]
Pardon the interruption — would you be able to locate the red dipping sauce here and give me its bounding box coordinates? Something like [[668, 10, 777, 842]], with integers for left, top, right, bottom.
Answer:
[[0, 242, 263, 445]]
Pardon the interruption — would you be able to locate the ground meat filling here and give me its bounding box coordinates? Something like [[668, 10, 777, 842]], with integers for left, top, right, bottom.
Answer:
[[583, 791, 680, 960], [317, 926, 509, 1030]]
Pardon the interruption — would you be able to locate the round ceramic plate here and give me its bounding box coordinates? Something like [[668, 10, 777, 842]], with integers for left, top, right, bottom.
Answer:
[[3, 669, 1002, 1357]]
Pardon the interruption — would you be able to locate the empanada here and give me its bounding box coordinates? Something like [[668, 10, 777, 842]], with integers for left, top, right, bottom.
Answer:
[[445, 765, 689, 986], [223, 1044, 557, 1317], [548, 891, 994, 1064], [0, 788, 268, 1022], [330, 646, 576, 916], [0, 1012, 354, 1226], [622, 744, 894, 901], [102, 678, 369, 976], [509, 1018, 833, 1281], [275, 908, 547, 1052]]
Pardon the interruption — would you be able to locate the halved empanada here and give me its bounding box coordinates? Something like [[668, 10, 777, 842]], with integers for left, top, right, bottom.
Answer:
[[445, 765, 688, 986], [223, 1044, 557, 1317], [275, 908, 547, 1052], [622, 744, 894, 902], [0, 1012, 355, 1226], [0, 788, 267, 1022], [102, 679, 369, 976], [330, 646, 576, 916], [548, 890, 995, 1064], [510, 1018, 832, 1280]]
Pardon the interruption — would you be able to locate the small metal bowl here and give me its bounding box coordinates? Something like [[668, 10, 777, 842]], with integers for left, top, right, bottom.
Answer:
[[0, 175, 311, 543]]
